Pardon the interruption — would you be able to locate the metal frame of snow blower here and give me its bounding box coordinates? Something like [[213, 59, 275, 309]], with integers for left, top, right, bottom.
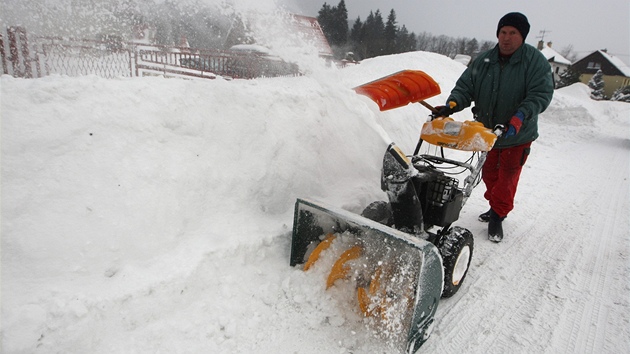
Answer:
[[407, 119, 490, 243]]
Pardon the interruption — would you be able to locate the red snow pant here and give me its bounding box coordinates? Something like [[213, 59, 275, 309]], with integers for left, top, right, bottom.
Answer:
[[482, 142, 532, 218]]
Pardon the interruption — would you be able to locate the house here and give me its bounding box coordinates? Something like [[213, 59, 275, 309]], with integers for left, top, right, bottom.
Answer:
[[288, 14, 334, 60], [537, 41, 571, 87], [572, 50, 630, 98]]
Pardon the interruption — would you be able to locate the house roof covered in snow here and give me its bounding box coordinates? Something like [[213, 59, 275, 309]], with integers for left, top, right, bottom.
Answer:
[[289, 14, 333, 58], [539, 42, 572, 65], [573, 50, 630, 78], [597, 50, 630, 77]]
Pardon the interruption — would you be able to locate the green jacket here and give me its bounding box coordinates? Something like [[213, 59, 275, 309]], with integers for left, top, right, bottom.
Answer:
[[447, 43, 554, 148]]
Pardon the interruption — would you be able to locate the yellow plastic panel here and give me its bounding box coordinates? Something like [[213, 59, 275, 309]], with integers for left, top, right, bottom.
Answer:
[[420, 118, 497, 151]]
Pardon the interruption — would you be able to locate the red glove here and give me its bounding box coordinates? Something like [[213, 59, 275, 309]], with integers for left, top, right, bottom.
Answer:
[[505, 111, 525, 137]]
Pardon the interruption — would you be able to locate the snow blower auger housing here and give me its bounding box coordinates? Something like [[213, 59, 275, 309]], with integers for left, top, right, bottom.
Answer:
[[290, 70, 499, 353], [290, 198, 443, 352]]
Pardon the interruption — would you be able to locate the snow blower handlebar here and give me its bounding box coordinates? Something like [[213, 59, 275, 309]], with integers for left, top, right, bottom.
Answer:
[[420, 100, 439, 115], [492, 124, 505, 137]]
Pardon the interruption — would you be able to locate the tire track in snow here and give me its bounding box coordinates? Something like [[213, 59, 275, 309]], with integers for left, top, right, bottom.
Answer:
[[426, 190, 576, 351], [423, 128, 629, 353], [487, 140, 597, 353], [548, 142, 630, 354]]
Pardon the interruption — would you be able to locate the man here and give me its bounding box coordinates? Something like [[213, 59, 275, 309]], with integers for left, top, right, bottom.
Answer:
[[436, 12, 554, 242]]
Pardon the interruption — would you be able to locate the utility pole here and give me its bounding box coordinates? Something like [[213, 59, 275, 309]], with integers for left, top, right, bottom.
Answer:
[[536, 29, 552, 49], [537, 29, 551, 42]]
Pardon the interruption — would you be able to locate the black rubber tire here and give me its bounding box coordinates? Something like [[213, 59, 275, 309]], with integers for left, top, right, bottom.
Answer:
[[361, 200, 394, 227], [437, 226, 474, 298]]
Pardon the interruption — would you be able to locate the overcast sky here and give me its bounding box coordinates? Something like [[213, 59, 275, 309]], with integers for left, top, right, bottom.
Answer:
[[282, 0, 630, 65]]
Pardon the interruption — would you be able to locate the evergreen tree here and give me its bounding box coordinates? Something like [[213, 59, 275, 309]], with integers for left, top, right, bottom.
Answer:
[[588, 69, 606, 100], [349, 17, 363, 42], [317, 3, 333, 43], [363, 11, 376, 57], [556, 65, 581, 89], [364, 10, 385, 58], [611, 85, 630, 102], [396, 25, 416, 53], [317, 1, 349, 58], [331, 0, 348, 46], [349, 16, 366, 59], [384, 9, 397, 55]]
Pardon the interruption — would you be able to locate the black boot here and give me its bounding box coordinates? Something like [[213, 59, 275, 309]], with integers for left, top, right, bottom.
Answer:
[[480, 208, 507, 223], [478, 209, 492, 222], [488, 209, 505, 242]]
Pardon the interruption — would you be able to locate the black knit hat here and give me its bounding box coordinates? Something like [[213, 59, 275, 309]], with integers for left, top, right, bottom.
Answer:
[[496, 12, 530, 40]]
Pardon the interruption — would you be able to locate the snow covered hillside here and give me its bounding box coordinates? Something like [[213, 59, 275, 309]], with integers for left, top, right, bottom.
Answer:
[[2, 51, 629, 353]]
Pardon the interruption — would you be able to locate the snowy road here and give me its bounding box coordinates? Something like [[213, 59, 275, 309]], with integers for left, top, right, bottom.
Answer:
[[423, 95, 630, 353]]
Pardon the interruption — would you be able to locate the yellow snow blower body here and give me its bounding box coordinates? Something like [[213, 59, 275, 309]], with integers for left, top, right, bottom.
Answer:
[[420, 118, 497, 152]]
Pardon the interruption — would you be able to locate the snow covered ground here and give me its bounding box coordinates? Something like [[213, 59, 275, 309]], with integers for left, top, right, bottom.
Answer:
[[2, 51, 629, 353]]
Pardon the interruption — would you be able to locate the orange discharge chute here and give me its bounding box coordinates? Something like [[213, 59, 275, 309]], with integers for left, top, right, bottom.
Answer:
[[353, 70, 441, 111]]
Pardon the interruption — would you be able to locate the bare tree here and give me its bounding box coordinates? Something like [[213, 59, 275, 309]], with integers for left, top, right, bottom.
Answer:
[[560, 44, 578, 63], [416, 31, 433, 51]]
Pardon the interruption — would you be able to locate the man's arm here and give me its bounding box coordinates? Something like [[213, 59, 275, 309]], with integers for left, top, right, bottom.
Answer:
[[447, 67, 475, 112], [518, 52, 554, 119]]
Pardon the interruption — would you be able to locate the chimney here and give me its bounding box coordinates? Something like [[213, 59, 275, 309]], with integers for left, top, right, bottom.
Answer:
[[537, 40, 544, 50], [179, 36, 191, 53], [547, 41, 552, 48]]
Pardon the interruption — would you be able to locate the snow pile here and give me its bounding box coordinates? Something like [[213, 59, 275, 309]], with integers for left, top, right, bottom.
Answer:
[[2, 51, 629, 353]]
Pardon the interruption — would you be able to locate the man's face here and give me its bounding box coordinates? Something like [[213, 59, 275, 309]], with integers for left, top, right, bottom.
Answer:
[[498, 26, 524, 56]]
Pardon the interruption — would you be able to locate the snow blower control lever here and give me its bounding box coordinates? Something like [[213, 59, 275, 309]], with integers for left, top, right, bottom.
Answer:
[[493, 124, 506, 137]]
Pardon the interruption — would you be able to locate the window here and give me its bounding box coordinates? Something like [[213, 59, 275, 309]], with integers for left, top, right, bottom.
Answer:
[[587, 61, 601, 69]]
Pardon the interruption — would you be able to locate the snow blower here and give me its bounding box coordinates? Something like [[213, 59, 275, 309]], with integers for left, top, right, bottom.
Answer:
[[290, 70, 500, 353]]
